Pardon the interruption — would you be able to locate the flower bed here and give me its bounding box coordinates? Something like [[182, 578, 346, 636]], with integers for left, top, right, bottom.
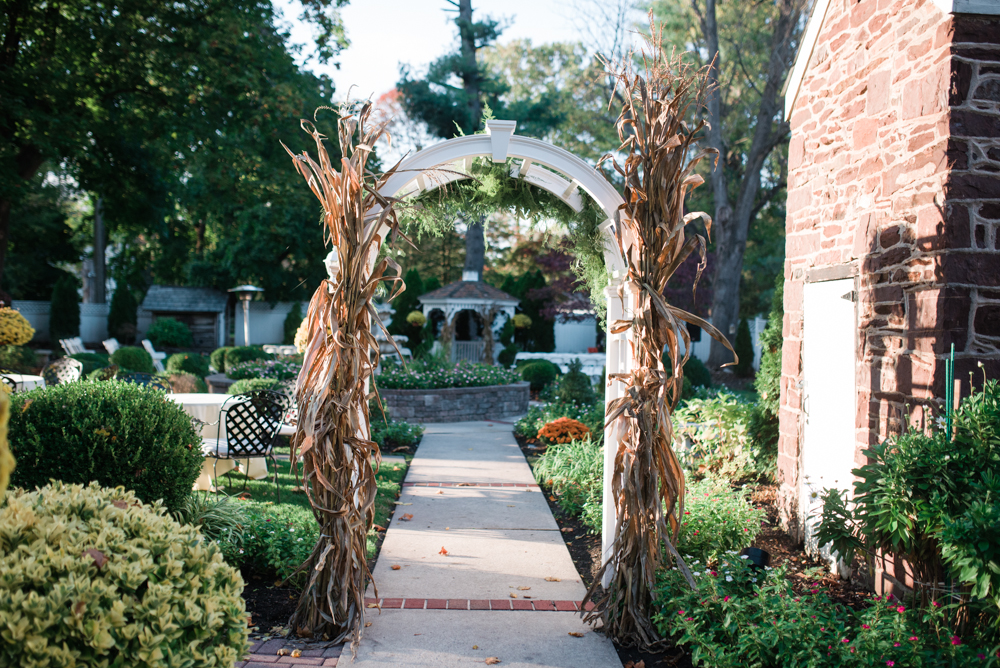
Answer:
[[378, 381, 530, 422], [227, 357, 301, 381], [377, 361, 521, 390]]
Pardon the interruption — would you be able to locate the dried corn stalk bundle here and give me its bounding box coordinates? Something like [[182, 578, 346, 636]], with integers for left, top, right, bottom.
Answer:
[[584, 21, 736, 647], [281, 102, 408, 648]]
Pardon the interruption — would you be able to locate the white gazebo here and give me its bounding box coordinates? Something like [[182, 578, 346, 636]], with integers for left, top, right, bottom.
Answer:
[[418, 271, 518, 363]]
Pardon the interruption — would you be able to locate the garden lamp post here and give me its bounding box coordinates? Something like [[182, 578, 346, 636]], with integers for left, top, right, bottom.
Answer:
[[228, 285, 264, 346]]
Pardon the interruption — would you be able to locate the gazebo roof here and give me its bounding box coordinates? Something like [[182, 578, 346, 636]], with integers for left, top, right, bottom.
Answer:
[[141, 285, 229, 313], [419, 280, 518, 305]]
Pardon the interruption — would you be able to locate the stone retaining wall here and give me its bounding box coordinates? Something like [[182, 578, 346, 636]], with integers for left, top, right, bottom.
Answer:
[[380, 382, 530, 422]]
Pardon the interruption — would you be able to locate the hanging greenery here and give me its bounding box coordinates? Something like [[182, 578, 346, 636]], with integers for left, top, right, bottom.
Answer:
[[396, 153, 612, 323]]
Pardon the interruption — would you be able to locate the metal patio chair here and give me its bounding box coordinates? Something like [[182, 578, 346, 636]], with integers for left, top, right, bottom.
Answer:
[[118, 371, 172, 392], [202, 390, 287, 500], [42, 357, 83, 386]]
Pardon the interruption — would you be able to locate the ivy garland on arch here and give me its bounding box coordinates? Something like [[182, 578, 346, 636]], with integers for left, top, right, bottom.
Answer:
[[394, 154, 613, 323]]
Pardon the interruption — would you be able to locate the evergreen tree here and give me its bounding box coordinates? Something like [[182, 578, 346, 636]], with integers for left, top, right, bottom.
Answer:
[[107, 285, 138, 344], [283, 302, 303, 345], [50, 274, 81, 345], [734, 318, 754, 378], [389, 268, 425, 348]]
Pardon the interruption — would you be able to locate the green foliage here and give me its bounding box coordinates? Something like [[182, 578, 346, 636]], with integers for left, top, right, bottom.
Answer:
[[282, 302, 302, 346], [673, 389, 773, 480], [556, 358, 596, 405], [734, 318, 754, 378], [69, 351, 110, 376], [109, 345, 155, 373], [515, 398, 605, 445], [49, 274, 80, 343], [210, 347, 232, 373], [107, 285, 139, 344], [173, 492, 247, 547], [533, 437, 604, 531], [817, 380, 1000, 630], [652, 556, 991, 668], [377, 360, 520, 390], [754, 275, 783, 416], [0, 345, 38, 373], [166, 352, 210, 378], [370, 416, 425, 451], [501, 268, 556, 352], [676, 477, 765, 564], [147, 317, 193, 349], [224, 346, 272, 371], [8, 382, 201, 511], [167, 372, 208, 393], [0, 482, 249, 668], [227, 358, 300, 381], [229, 377, 282, 395], [685, 356, 713, 388], [520, 359, 559, 393], [388, 269, 425, 343]]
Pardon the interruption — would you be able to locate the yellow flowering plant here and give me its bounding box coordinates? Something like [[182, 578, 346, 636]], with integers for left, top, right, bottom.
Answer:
[[0, 307, 34, 346]]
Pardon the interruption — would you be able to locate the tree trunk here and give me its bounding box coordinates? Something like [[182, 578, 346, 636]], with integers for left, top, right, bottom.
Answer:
[[93, 196, 106, 303], [463, 215, 485, 279], [704, 0, 801, 369], [458, 0, 482, 130]]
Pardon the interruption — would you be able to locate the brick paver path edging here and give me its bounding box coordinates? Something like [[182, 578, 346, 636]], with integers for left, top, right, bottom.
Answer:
[[237, 639, 343, 667]]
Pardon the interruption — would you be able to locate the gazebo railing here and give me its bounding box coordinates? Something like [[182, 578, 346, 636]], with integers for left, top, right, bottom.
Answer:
[[452, 341, 485, 363]]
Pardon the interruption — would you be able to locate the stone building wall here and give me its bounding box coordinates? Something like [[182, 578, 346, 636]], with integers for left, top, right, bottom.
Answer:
[[779, 0, 1000, 539], [379, 382, 530, 423]]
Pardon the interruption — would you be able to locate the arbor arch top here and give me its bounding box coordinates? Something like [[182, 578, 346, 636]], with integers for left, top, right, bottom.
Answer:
[[374, 120, 627, 278]]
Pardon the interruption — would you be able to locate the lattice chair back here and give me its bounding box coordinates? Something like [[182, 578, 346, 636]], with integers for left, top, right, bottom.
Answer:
[[42, 358, 83, 386], [0, 374, 16, 392], [222, 391, 287, 458], [118, 371, 172, 392]]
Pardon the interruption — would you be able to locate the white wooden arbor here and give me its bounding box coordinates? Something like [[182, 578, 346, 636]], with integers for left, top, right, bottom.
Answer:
[[368, 120, 639, 584]]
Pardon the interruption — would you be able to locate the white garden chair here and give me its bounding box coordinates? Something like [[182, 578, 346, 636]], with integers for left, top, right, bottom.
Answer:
[[141, 339, 167, 373], [103, 338, 120, 355]]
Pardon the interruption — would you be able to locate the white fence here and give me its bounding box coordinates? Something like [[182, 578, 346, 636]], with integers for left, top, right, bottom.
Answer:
[[14, 301, 109, 346], [233, 302, 307, 347], [554, 317, 598, 353]]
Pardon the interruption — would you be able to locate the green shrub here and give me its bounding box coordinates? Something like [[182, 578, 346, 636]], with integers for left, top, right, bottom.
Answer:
[[173, 492, 247, 546], [166, 352, 210, 378], [107, 285, 138, 343], [147, 317, 193, 349], [0, 344, 38, 373], [229, 377, 282, 395], [167, 372, 208, 393], [497, 342, 518, 368], [734, 318, 754, 378], [533, 437, 604, 531], [49, 273, 80, 344], [210, 346, 232, 374], [227, 358, 301, 381], [377, 360, 521, 389], [652, 556, 992, 668], [754, 274, 783, 417], [0, 481, 249, 668], [224, 345, 272, 371], [673, 389, 769, 480], [221, 501, 319, 585], [676, 476, 765, 564], [515, 398, 605, 445], [520, 359, 559, 392], [8, 381, 201, 511], [370, 418, 424, 451], [685, 356, 712, 388], [282, 302, 303, 345], [69, 351, 110, 376], [817, 379, 1000, 637], [110, 345, 154, 373], [555, 358, 595, 404]]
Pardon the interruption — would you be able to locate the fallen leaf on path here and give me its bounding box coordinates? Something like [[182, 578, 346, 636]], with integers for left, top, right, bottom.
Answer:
[[291, 486, 305, 493], [568, 632, 584, 638], [544, 577, 561, 582], [457, 482, 474, 486], [507, 505, 515, 507], [485, 658, 501, 665], [439, 547, 449, 555], [549, 496, 557, 502], [436, 490, 444, 495], [391, 565, 401, 570], [365, 622, 372, 627], [517, 586, 530, 590], [394, 502, 412, 505], [290, 650, 302, 658], [509, 593, 517, 598], [400, 513, 413, 521], [367, 603, 378, 608], [472, 645, 478, 650], [414, 633, 422, 636], [445, 527, 450, 530], [373, 525, 386, 532], [561, 527, 572, 532], [276, 648, 291, 656]]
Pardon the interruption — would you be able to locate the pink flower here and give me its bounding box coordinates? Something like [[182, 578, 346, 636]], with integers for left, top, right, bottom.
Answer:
[[685, 617, 694, 621], [932, 600, 941, 608], [909, 636, 918, 641], [820, 627, 826, 632], [723, 596, 730, 602], [887, 662, 895, 667], [842, 638, 850, 643], [951, 636, 962, 646], [677, 610, 685, 616], [893, 643, 901, 647], [978, 654, 986, 660], [896, 606, 906, 613], [862, 624, 870, 629]]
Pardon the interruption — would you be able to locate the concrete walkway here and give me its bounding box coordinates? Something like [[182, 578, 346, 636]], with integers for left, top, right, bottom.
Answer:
[[351, 421, 621, 667]]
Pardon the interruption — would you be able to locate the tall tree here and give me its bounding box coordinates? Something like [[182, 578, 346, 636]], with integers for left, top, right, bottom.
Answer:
[[651, 0, 806, 367]]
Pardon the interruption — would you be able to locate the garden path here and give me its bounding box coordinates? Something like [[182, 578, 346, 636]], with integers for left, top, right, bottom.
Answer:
[[351, 421, 622, 667]]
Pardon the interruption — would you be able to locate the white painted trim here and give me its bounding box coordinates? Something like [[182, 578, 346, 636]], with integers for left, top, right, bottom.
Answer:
[[933, 0, 1000, 15], [784, 0, 833, 121], [486, 120, 517, 163]]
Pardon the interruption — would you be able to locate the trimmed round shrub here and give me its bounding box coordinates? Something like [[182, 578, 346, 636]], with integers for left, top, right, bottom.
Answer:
[[0, 307, 34, 345], [110, 345, 154, 373], [0, 344, 38, 373], [0, 481, 249, 668], [229, 377, 281, 395], [406, 310, 427, 327], [147, 317, 193, 348], [168, 373, 208, 393], [520, 360, 559, 393], [224, 346, 272, 371], [210, 346, 232, 374], [166, 352, 210, 378], [69, 351, 110, 376], [8, 381, 201, 511]]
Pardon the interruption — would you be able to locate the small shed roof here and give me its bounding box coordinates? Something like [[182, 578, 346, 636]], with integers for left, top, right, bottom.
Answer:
[[419, 280, 518, 304], [141, 285, 229, 313]]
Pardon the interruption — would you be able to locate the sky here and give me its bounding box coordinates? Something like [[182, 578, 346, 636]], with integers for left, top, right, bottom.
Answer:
[[274, 0, 615, 101]]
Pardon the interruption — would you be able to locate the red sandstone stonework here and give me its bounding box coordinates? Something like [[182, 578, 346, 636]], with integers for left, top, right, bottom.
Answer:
[[780, 0, 1000, 544]]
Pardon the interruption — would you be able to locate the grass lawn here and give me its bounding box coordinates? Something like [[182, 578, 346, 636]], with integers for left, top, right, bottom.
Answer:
[[223, 444, 409, 559]]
